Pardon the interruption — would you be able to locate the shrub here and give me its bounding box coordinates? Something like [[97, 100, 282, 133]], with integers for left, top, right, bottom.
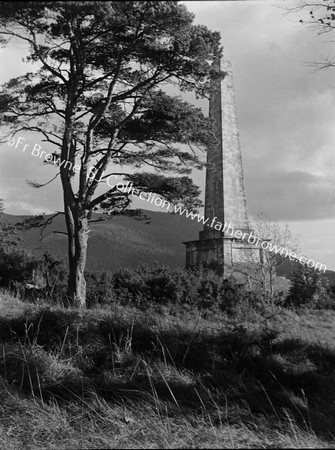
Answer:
[[0, 242, 68, 302], [112, 266, 151, 307], [86, 271, 116, 308], [92, 265, 252, 315], [0, 246, 40, 288], [284, 265, 335, 309]]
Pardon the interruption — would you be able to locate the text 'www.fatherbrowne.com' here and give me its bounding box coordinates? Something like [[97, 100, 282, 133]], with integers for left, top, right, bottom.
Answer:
[[114, 180, 327, 273]]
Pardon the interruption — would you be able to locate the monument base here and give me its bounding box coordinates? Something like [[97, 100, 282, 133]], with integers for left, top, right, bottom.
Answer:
[[183, 234, 263, 278]]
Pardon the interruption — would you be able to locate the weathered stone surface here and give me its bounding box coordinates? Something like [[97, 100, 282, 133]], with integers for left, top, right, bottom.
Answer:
[[202, 59, 249, 237]]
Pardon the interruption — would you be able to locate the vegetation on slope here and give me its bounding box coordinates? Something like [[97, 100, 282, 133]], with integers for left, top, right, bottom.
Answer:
[[0, 292, 335, 448]]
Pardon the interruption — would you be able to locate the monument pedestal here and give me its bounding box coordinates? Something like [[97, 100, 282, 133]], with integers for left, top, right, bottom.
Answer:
[[184, 231, 262, 274]]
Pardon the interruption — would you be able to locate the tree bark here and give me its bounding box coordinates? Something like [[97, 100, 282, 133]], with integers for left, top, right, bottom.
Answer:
[[65, 202, 89, 308]]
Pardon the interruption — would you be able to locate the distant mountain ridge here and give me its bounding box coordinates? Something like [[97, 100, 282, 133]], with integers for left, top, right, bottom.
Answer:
[[1, 210, 334, 284]]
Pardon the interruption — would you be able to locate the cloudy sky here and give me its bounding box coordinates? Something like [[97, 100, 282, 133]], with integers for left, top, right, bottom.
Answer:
[[1, 0, 335, 270]]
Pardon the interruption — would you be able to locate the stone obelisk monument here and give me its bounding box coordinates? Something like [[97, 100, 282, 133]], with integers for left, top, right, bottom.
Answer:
[[184, 58, 260, 271]]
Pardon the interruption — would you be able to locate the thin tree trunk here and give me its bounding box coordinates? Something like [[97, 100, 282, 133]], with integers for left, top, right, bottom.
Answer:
[[64, 202, 89, 308], [60, 52, 84, 307]]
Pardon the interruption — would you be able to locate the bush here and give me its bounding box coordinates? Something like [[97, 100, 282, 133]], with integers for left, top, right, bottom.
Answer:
[[0, 246, 40, 288], [85, 264, 252, 315], [0, 241, 67, 302], [284, 265, 335, 309], [85, 271, 116, 308]]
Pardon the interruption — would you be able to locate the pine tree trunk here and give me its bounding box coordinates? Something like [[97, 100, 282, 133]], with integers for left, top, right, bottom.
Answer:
[[60, 68, 87, 307], [64, 202, 89, 308]]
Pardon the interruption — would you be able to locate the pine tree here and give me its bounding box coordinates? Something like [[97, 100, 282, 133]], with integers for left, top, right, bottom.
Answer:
[[0, 1, 223, 306]]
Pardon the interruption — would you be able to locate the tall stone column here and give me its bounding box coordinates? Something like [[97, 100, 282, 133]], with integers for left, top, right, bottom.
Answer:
[[184, 58, 260, 270], [201, 59, 249, 238]]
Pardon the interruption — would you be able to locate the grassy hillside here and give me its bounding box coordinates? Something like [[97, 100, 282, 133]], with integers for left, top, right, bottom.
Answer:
[[0, 293, 335, 448]]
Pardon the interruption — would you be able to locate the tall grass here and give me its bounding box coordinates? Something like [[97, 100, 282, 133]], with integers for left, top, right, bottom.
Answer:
[[0, 294, 334, 448]]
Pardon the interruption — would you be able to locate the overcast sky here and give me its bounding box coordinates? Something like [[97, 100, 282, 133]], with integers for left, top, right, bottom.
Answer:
[[1, 0, 335, 270]]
